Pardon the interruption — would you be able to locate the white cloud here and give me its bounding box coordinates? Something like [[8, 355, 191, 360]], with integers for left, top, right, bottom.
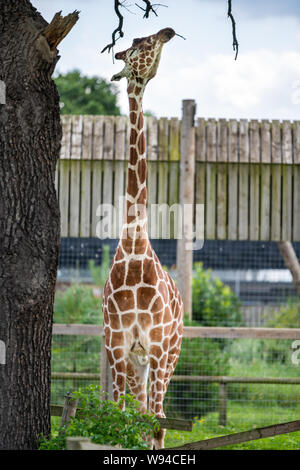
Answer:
[[141, 49, 300, 119]]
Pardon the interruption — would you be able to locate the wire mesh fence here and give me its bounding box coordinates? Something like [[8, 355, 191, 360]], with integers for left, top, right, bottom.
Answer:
[[52, 238, 300, 432]]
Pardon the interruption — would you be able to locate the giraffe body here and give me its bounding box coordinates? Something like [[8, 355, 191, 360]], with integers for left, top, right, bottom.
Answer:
[[102, 28, 183, 449]]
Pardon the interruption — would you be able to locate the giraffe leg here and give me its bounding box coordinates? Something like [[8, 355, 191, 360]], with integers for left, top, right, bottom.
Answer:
[[148, 349, 168, 450], [126, 355, 151, 447], [126, 355, 149, 413]]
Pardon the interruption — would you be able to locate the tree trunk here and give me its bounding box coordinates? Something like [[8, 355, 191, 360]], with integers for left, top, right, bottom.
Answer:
[[0, 1, 78, 449]]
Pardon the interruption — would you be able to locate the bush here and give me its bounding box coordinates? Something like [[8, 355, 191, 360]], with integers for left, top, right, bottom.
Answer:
[[40, 385, 159, 450], [88, 244, 110, 289], [192, 262, 243, 327], [54, 284, 101, 324]]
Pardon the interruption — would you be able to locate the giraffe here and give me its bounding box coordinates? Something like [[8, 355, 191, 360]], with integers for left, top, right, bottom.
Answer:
[[102, 28, 183, 450]]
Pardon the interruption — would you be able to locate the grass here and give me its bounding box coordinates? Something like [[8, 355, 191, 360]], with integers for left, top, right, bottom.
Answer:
[[165, 402, 300, 450]]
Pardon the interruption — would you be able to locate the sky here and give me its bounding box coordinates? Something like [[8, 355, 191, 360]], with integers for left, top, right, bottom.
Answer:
[[31, 0, 300, 120]]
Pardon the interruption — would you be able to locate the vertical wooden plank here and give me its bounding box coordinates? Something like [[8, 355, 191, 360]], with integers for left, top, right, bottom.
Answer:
[[157, 161, 169, 238], [169, 117, 180, 162], [71, 115, 83, 160], [206, 163, 217, 239], [146, 116, 158, 161], [260, 165, 271, 240], [227, 119, 238, 240], [82, 115, 93, 160], [216, 119, 228, 239], [249, 120, 260, 163], [282, 121, 293, 240], [91, 160, 103, 238], [238, 120, 249, 240], [102, 161, 114, 206], [217, 119, 228, 162], [207, 118, 217, 162], [80, 160, 91, 237], [93, 116, 104, 160], [271, 120, 281, 164], [271, 165, 281, 241], [271, 120, 281, 241], [238, 164, 249, 240], [196, 118, 206, 162], [239, 119, 249, 163], [146, 116, 158, 237], [282, 165, 292, 240], [282, 120, 293, 164], [228, 163, 238, 240], [217, 163, 227, 239], [103, 116, 115, 160], [293, 121, 300, 164], [261, 120, 271, 163], [249, 120, 260, 240], [60, 115, 72, 159], [114, 116, 127, 238], [260, 122, 271, 240], [195, 162, 205, 243], [249, 163, 260, 240], [293, 165, 300, 241], [115, 116, 127, 160], [69, 160, 81, 237], [228, 119, 238, 162], [59, 160, 70, 237], [158, 117, 169, 161]]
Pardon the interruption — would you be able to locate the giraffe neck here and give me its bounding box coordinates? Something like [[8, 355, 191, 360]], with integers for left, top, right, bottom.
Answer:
[[121, 81, 148, 248]]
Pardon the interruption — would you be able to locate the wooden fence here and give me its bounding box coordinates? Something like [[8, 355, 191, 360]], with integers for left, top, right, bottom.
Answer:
[[52, 323, 300, 426], [56, 107, 300, 242]]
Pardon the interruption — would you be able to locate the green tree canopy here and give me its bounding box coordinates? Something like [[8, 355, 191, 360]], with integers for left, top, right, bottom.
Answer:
[[55, 69, 120, 115]]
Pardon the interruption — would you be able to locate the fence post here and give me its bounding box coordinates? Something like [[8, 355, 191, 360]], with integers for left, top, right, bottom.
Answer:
[[218, 382, 227, 426], [61, 392, 78, 427], [176, 99, 196, 320], [100, 336, 113, 400]]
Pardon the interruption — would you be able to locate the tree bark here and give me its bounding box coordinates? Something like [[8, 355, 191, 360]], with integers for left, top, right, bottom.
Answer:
[[0, 0, 78, 449]]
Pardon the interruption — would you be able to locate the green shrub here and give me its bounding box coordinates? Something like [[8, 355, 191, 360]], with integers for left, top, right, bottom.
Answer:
[[192, 262, 243, 327], [40, 385, 159, 450], [88, 244, 110, 288], [54, 284, 101, 324]]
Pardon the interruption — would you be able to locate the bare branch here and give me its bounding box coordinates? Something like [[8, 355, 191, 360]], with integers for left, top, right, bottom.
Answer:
[[135, 1, 167, 18], [227, 0, 239, 60], [101, 0, 125, 54], [101, 0, 167, 54]]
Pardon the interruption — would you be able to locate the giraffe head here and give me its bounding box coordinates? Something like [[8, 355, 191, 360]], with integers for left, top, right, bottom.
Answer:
[[111, 28, 175, 85]]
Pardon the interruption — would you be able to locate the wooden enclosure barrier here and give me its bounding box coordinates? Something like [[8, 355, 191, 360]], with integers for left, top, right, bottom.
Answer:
[[56, 109, 300, 242], [52, 323, 300, 427]]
